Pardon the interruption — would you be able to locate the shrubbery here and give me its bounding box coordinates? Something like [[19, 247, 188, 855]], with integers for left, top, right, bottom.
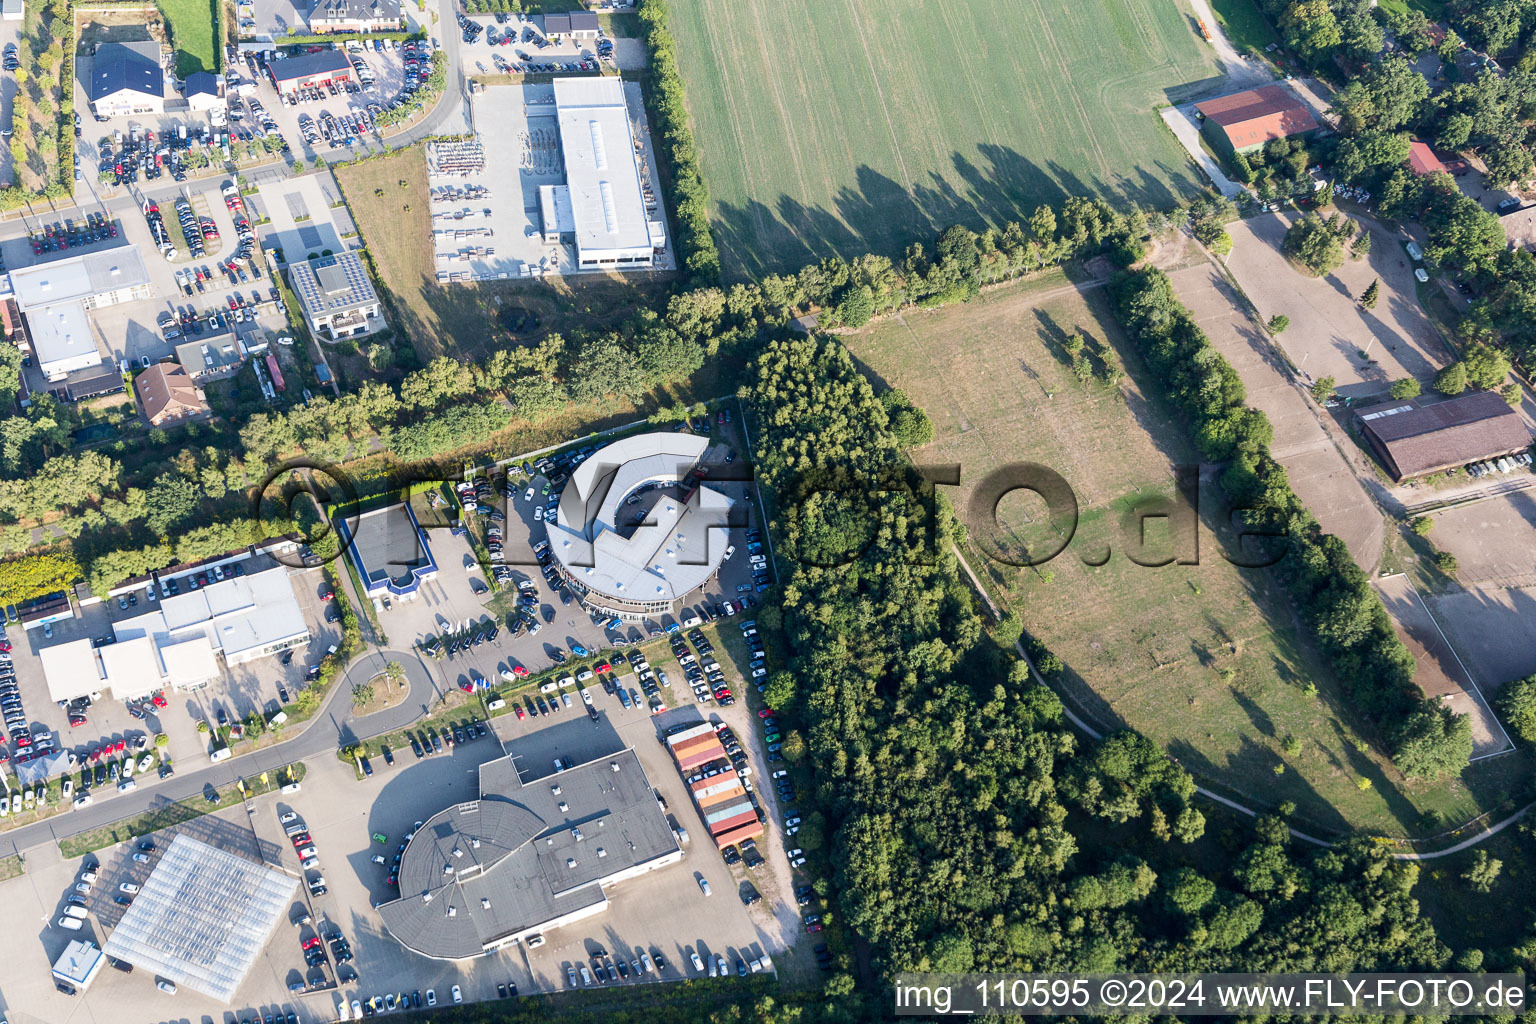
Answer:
[[1109, 268, 1471, 778]]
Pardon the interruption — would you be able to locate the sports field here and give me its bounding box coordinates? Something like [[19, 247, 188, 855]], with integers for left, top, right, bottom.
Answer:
[[668, 0, 1218, 277], [844, 274, 1510, 839]]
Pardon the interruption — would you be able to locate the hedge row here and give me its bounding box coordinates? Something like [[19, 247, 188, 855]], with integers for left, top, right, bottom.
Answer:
[[636, 0, 720, 285], [1108, 267, 1473, 779]]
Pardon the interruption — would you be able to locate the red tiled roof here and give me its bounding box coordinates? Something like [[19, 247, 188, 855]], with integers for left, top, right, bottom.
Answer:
[[1197, 85, 1319, 150], [1407, 140, 1446, 175]]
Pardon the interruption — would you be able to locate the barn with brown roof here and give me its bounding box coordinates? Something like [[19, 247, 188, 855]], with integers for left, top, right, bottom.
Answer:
[[1407, 140, 1447, 176], [135, 362, 208, 427], [1196, 84, 1318, 158], [1357, 391, 1531, 481]]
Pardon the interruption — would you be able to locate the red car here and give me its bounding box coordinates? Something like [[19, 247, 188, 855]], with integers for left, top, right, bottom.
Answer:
[[758, 708, 776, 718], [321, 589, 335, 601], [594, 662, 611, 673], [152, 692, 168, 708], [69, 715, 87, 728], [88, 746, 101, 761], [0, 639, 10, 653], [302, 935, 322, 950], [14, 733, 30, 748], [113, 739, 126, 754], [510, 665, 528, 678], [458, 680, 475, 694], [514, 706, 526, 720], [291, 833, 311, 847]]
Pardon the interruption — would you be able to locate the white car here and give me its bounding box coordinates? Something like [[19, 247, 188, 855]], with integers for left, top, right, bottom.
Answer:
[[138, 754, 155, 773], [120, 882, 140, 894], [698, 877, 711, 896], [80, 871, 97, 884], [452, 985, 462, 1004], [425, 990, 436, 1007], [73, 794, 92, 809], [118, 779, 137, 793], [157, 979, 177, 994], [352, 1000, 363, 1019], [691, 952, 705, 973], [525, 487, 534, 501], [280, 811, 299, 824], [62, 778, 73, 800], [723, 544, 735, 560]]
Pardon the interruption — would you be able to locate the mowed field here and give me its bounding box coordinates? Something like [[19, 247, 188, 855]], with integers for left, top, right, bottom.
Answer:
[[156, 0, 222, 75], [668, 0, 1218, 277], [844, 276, 1502, 839]]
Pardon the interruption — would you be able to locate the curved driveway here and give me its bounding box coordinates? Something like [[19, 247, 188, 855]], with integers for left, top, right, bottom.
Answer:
[[0, 648, 441, 859]]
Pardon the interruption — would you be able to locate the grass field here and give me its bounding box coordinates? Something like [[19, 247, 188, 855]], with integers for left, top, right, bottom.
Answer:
[[155, 0, 221, 76], [1207, 0, 1281, 55], [844, 274, 1515, 839], [668, 0, 1218, 278]]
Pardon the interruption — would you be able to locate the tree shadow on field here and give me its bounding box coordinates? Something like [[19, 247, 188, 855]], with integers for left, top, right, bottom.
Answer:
[[1167, 734, 1356, 837], [708, 145, 1202, 280]]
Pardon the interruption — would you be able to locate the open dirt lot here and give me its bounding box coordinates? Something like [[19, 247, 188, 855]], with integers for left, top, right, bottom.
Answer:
[[844, 274, 1492, 838], [1223, 210, 1454, 401], [1168, 261, 1386, 571]]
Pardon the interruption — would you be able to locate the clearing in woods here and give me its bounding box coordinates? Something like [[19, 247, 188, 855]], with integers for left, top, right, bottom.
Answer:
[[668, 0, 1218, 278], [843, 274, 1515, 839]]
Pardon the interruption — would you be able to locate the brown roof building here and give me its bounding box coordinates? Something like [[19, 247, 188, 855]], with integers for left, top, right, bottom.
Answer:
[[1196, 84, 1319, 157], [1358, 391, 1530, 480], [1407, 140, 1447, 176], [135, 362, 208, 426]]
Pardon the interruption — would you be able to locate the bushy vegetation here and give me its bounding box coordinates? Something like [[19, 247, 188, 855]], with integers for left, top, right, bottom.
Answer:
[[637, 0, 721, 284], [1108, 268, 1472, 778], [742, 328, 1466, 982], [1, 0, 75, 207], [376, 52, 447, 127]]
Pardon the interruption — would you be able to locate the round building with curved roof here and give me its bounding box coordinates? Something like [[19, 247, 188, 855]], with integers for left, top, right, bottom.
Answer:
[[546, 432, 734, 619], [377, 750, 682, 960]]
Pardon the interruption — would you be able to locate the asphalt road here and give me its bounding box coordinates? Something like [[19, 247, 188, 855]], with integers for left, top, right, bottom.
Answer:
[[0, 648, 439, 859]]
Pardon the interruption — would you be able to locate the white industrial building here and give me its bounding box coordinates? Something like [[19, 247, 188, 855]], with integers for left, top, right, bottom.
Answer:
[[36, 565, 310, 702], [287, 251, 384, 339], [7, 245, 153, 381], [550, 77, 665, 270], [548, 432, 732, 618]]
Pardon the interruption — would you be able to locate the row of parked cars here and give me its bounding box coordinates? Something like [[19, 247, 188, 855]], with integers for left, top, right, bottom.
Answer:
[[568, 944, 669, 987], [1467, 451, 1533, 477]]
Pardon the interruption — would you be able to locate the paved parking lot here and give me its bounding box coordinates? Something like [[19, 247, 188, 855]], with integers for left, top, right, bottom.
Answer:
[[0, 19, 19, 185], [2, 556, 339, 813], [378, 433, 765, 685], [232, 46, 410, 163]]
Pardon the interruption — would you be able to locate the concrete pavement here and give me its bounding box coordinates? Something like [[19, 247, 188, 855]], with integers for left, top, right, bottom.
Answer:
[[0, 646, 441, 860]]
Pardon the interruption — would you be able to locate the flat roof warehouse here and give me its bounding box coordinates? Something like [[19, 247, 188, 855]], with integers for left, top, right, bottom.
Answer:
[[552, 77, 664, 268], [377, 749, 681, 960]]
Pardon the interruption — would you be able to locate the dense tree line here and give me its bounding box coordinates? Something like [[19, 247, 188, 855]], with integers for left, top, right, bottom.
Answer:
[[1109, 268, 1473, 777], [637, 0, 722, 284], [742, 331, 1471, 987]]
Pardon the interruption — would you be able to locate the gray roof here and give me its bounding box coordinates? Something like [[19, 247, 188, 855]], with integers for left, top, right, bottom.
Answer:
[[175, 335, 243, 376], [289, 252, 377, 316], [90, 45, 164, 103], [311, 0, 400, 20], [101, 835, 297, 1002], [549, 432, 733, 604], [377, 748, 679, 960], [347, 503, 430, 585], [268, 49, 353, 83], [1358, 391, 1531, 479], [185, 70, 220, 98]]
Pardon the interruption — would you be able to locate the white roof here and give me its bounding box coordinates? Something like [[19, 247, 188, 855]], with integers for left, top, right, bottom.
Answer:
[[52, 940, 105, 986], [552, 78, 653, 256], [98, 634, 163, 699], [27, 302, 101, 375], [38, 638, 106, 702], [550, 432, 732, 603], [102, 835, 297, 1003], [115, 566, 308, 660], [8, 245, 152, 310], [160, 635, 220, 688]]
